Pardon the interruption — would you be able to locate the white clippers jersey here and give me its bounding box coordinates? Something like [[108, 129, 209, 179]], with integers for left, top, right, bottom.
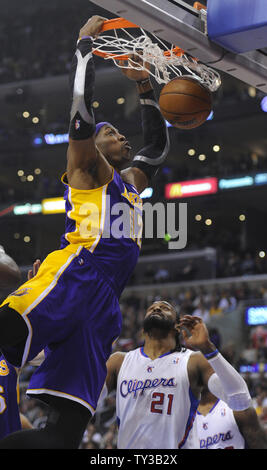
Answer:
[[195, 399, 245, 449], [116, 347, 199, 449]]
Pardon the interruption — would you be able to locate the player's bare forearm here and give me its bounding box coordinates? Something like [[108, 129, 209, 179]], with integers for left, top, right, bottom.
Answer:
[[106, 352, 126, 393], [234, 407, 267, 449]]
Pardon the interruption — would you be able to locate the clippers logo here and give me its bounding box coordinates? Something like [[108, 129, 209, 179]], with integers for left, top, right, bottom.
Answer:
[[75, 119, 80, 130], [200, 430, 234, 449], [120, 377, 176, 398]]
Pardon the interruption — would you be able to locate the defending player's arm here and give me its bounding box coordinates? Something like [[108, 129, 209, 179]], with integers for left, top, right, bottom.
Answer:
[[67, 16, 111, 188], [121, 58, 170, 193], [180, 315, 252, 411], [96, 352, 125, 409], [105, 352, 126, 393], [233, 407, 267, 449]]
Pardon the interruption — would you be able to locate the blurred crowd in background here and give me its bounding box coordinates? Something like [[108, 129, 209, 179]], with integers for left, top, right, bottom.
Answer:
[[0, 152, 266, 204], [0, 2, 89, 85]]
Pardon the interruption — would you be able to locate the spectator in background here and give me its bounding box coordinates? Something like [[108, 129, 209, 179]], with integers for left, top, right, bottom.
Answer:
[[209, 298, 223, 317], [241, 253, 256, 276], [251, 326, 267, 350], [208, 327, 221, 350], [238, 339, 258, 366], [192, 300, 210, 323], [251, 385, 267, 423], [218, 290, 237, 313], [144, 264, 154, 284], [154, 265, 170, 283], [224, 252, 241, 277], [181, 259, 197, 281]]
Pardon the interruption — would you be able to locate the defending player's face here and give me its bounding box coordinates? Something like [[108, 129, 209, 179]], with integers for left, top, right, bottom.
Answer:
[[96, 125, 132, 168], [143, 301, 177, 335]]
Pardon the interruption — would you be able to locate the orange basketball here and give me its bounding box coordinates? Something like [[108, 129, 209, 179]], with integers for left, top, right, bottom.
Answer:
[[159, 76, 212, 129]]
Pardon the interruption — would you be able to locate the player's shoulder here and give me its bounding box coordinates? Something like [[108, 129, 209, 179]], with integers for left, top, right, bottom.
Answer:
[[187, 350, 206, 363], [120, 167, 145, 195], [177, 347, 198, 360], [107, 351, 127, 372], [186, 350, 207, 376]]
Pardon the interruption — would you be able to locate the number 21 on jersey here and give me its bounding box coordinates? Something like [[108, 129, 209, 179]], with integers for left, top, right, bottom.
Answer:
[[150, 392, 174, 415]]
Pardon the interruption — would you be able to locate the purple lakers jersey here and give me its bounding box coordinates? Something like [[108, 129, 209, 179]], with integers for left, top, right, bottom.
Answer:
[[0, 354, 21, 439], [60, 169, 143, 296]]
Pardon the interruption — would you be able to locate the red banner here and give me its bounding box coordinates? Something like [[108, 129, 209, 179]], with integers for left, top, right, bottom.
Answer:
[[165, 178, 218, 199]]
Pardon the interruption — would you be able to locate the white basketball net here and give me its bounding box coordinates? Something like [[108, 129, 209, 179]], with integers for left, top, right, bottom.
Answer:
[[93, 27, 221, 92]]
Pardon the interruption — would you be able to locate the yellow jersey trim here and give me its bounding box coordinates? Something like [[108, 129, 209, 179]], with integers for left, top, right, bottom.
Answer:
[[20, 245, 83, 367], [61, 168, 114, 192]]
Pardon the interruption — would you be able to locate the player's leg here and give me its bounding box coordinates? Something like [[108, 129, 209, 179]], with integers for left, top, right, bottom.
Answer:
[[0, 247, 86, 367], [0, 396, 92, 449]]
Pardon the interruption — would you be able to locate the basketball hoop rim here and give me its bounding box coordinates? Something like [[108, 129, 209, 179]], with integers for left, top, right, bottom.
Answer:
[[93, 17, 185, 60]]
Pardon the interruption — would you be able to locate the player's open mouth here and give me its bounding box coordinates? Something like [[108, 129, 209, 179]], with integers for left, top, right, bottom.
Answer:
[[123, 142, 132, 150]]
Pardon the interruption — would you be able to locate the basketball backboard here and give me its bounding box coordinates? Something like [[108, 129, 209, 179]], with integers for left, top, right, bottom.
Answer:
[[89, 0, 267, 93]]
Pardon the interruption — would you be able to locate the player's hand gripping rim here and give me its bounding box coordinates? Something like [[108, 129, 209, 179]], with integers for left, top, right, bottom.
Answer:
[[79, 15, 107, 41]]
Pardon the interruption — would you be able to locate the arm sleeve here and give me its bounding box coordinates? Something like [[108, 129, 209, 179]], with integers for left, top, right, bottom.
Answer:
[[132, 89, 170, 181], [207, 353, 252, 411], [68, 38, 96, 140]]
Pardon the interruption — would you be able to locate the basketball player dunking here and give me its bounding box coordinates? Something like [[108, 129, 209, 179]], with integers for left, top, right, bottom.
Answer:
[[103, 302, 254, 449], [0, 16, 169, 449]]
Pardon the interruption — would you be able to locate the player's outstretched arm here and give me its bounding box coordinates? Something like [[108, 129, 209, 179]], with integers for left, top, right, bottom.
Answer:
[[234, 407, 267, 449], [67, 16, 111, 189], [120, 56, 170, 193], [180, 315, 252, 411], [96, 352, 125, 409]]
